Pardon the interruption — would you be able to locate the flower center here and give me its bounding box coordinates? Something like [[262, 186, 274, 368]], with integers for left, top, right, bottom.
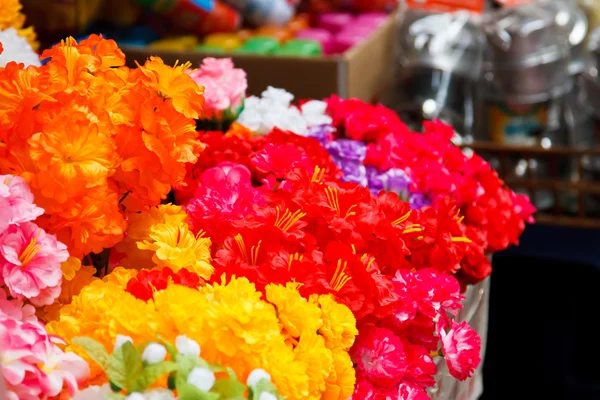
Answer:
[[19, 231, 41, 267], [392, 210, 412, 225], [324, 186, 357, 219], [287, 253, 303, 271], [234, 234, 261, 265]]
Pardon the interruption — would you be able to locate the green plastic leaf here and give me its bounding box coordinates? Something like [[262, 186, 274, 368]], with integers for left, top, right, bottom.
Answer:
[[208, 363, 226, 373], [178, 382, 220, 400], [134, 361, 177, 392], [211, 377, 246, 400], [72, 337, 110, 369], [106, 341, 143, 392], [250, 378, 282, 400], [174, 353, 209, 388], [108, 393, 127, 400]]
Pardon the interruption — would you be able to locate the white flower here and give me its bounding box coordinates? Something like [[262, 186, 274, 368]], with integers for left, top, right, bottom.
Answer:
[[0, 28, 41, 68], [114, 335, 133, 352], [72, 384, 111, 400], [301, 100, 333, 128], [187, 367, 215, 392], [144, 389, 177, 400], [142, 343, 167, 364], [259, 393, 278, 400], [261, 86, 294, 107], [175, 335, 200, 357], [247, 368, 271, 387], [126, 393, 147, 400]]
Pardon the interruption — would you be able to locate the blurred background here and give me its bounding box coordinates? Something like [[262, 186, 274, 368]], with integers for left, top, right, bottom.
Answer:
[[14, 0, 600, 398]]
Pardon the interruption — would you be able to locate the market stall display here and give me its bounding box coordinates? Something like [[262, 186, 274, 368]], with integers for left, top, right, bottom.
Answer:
[[0, 22, 535, 398]]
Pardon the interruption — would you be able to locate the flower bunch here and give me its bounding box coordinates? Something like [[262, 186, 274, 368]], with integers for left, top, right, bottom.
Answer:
[[0, 295, 89, 400], [0, 174, 68, 306], [0, 35, 205, 259], [72, 334, 282, 400], [48, 268, 357, 400]]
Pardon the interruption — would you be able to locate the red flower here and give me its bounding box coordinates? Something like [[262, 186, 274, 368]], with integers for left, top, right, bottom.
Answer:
[[437, 319, 481, 381], [126, 267, 203, 301], [352, 325, 408, 388], [402, 340, 438, 389]]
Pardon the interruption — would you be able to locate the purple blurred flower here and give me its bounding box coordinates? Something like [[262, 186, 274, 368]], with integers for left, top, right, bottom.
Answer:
[[326, 139, 366, 162], [409, 193, 432, 209], [306, 124, 335, 145], [334, 157, 368, 187], [385, 168, 411, 194]]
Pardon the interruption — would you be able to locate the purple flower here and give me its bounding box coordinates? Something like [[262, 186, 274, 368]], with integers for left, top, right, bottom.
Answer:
[[385, 168, 411, 194], [306, 125, 335, 145], [326, 139, 366, 162], [366, 166, 387, 194], [409, 193, 432, 210], [334, 157, 368, 187]]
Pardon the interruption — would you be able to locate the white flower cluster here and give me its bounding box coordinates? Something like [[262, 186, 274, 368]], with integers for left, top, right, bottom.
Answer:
[[236, 86, 332, 136], [0, 28, 41, 68]]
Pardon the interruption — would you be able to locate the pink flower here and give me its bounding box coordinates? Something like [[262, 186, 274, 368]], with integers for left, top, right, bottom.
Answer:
[[402, 340, 437, 389], [0, 175, 44, 228], [190, 58, 247, 117], [352, 325, 408, 388], [397, 382, 430, 400], [0, 222, 68, 306], [438, 320, 481, 380], [0, 310, 89, 399], [0, 291, 37, 323]]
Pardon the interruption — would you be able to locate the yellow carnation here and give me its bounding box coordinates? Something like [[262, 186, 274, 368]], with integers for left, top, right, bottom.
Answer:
[[323, 350, 356, 400], [311, 294, 358, 351], [138, 221, 213, 279]]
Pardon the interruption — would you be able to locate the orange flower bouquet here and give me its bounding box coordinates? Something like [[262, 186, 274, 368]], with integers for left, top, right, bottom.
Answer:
[[0, 35, 205, 261]]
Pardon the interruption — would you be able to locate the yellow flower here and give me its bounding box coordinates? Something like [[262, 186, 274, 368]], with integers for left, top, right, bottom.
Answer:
[[0, 0, 24, 28], [39, 265, 98, 323], [323, 350, 356, 400], [115, 204, 188, 269], [47, 280, 160, 382], [61, 256, 82, 281], [265, 283, 322, 343], [311, 294, 358, 351], [138, 221, 213, 279], [294, 331, 334, 399], [102, 266, 139, 287]]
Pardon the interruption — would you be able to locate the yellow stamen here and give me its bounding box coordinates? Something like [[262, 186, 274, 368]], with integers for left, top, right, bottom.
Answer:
[[251, 240, 262, 265], [457, 215, 465, 224], [451, 237, 472, 243], [360, 254, 376, 271], [403, 228, 423, 234], [415, 236, 424, 240], [311, 166, 325, 183], [274, 207, 306, 232], [344, 204, 357, 219], [392, 210, 412, 225], [330, 259, 352, 291], [234, 234, 249, 263], [324, 186, 357, 220], [19, 230, 42, 267], [196, 230, 206, 239], [351, 244, 357, 254]]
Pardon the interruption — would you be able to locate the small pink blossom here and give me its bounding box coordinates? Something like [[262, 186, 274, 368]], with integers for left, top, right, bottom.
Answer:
[[352, 325, 408, 388], [438, 320, 481, 381], [397, 382, 430, 400], [0, 222, 68, 306], [0, 175, 44, 228], [190, 58, 247, 118]]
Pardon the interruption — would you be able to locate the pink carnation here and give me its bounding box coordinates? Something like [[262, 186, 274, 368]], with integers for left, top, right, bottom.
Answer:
[[0, 175, 44, 230], [190, 58, 247, 117], [0, 222, 68, 306], [397, 382, 430, 400], [438, 320, 481, 381], [352, 325, 408, 388], [0, 310, 89, 399]]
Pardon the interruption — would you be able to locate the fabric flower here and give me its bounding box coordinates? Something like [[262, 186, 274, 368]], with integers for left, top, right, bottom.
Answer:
[[438, 320, 481, 381], [0, 175, 44, 227]]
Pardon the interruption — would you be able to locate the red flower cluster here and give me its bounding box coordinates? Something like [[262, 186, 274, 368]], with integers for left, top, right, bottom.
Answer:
[[178, 127, 483, 398], [325, 98, 535, 285], [125, 267, 203, 301]]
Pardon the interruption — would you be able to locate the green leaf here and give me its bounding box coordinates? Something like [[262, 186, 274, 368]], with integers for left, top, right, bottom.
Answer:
[[250, 378, 282, 400], [134, 361, 177, 392], [208, 363, 226, 373], [108, 393, 127, 400], [178, 383, 220, 400], [211, 377, 246, 400], [106, 341, 143, 392], [72, 337, 110, 369]]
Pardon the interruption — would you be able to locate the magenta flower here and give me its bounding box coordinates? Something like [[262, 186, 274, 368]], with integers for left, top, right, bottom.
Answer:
[[438, 319, 481, 381]]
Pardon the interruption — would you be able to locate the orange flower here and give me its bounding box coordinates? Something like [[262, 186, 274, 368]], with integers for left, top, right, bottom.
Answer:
[[225, 122, 253, 140], [136, 57, 205, 119]]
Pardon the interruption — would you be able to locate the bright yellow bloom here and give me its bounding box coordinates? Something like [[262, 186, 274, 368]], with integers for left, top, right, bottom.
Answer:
[[137, 221, 213, 279], [0, 0, 38, 50], [310, 294, 358, 351], [114, 204, 188, 269], [294, 331, 333, 398], [323, 350, 356, 400], [102, 266, 139, 287], [61, 257, 82, 281]]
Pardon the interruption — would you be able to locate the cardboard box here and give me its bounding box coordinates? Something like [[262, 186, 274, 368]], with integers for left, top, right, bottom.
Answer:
[[121, 13, 396, 102]]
